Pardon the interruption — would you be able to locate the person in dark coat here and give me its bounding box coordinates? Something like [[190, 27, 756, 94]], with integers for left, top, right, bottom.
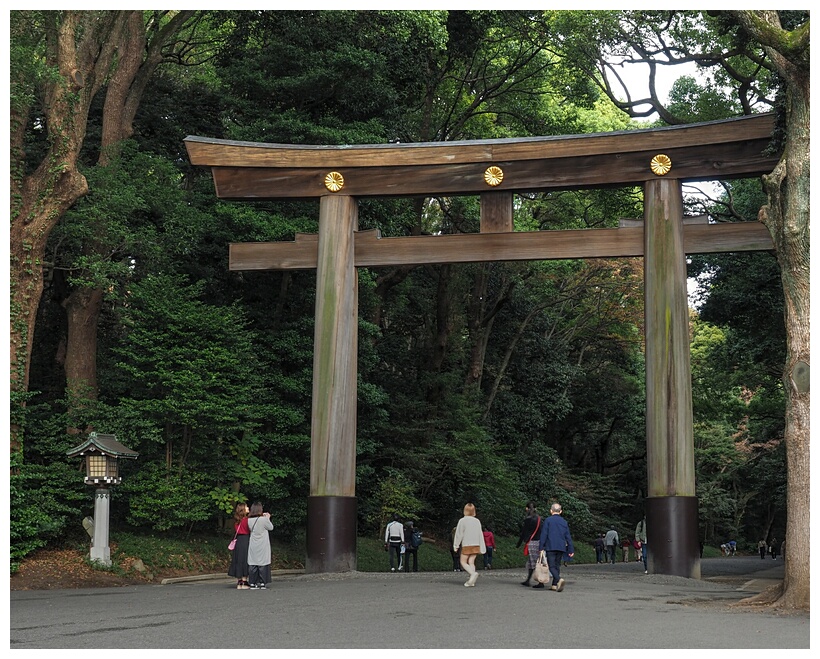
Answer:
[[537, 502, 575, 592], [516, 502, 542, 587], [593, 534, 605, 563], [403, 520, 419, 572]]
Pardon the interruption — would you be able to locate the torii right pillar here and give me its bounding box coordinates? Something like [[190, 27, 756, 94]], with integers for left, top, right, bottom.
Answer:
[[643, 177, 700, 579]]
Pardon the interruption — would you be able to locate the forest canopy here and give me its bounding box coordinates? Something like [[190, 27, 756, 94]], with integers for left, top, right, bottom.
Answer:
[[9, 11, 801, 594]]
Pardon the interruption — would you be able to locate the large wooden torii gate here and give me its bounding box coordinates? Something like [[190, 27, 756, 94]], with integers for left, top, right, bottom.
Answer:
[[185, 113, 777, 578]]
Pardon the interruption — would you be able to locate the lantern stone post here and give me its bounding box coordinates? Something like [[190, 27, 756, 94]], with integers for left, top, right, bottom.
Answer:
[[66, 432, 138, 567]]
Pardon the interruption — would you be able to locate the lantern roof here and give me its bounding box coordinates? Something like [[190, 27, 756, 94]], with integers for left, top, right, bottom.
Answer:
[[66, 432, 138, 459]]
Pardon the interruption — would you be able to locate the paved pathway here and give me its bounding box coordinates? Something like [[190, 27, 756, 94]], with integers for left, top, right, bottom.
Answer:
[[9, 556, 809, 649]]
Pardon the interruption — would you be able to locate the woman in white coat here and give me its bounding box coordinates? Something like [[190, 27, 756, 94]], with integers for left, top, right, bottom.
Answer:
[[246, 501, 274, 589], [452, 503, 486, 587]]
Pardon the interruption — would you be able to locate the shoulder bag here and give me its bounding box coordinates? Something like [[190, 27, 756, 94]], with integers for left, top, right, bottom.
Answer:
[[534, 550, 551, 584], [228, 528, 239, 551]]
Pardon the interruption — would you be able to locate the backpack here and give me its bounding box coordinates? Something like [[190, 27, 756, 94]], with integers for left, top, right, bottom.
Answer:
[[411, 530, 423, 548]]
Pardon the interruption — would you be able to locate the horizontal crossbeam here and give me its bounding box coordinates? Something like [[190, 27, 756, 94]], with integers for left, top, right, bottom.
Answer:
[[229, 222, 773, 271], [186, 114, 778, 199]]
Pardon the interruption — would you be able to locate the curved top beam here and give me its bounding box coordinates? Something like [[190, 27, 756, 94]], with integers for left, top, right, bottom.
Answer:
[[185, 114, 778, 199]]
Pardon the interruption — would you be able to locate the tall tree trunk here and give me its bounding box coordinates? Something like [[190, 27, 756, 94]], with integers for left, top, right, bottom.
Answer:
[[62, 287, 104, 406], [464, 265, 516, 390], [425, 264, 454, 404], [10, 11, 126, 451], [61, 11, 196, 410], [464, 264, 491, 388], [730, 9, 810, 611]]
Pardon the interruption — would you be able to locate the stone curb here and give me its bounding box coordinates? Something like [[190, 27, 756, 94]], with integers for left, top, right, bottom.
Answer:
[[160, 568, 305, 585]]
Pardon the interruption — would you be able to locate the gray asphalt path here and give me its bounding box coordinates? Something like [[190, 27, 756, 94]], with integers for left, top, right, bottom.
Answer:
[[9, 556, 809, 650]]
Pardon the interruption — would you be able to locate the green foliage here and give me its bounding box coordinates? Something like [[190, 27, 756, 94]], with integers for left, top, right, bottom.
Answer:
[[17, 9, 789, 555], [119, 464, 213, 532], [9, 451, 87, 571], [112, 531, 231, 572]]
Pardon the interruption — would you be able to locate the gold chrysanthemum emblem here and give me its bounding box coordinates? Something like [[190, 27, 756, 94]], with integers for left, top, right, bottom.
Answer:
[[324, 171, 345, 192], [650, 154, 672, 176], [484, 166, 504, 187]]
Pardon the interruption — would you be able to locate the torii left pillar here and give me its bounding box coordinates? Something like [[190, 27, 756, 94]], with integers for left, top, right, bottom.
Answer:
[[306, 194, 359, 572], [643, 178, 700, 578]]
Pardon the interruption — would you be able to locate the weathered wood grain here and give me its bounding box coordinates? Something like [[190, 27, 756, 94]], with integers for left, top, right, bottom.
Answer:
[[228, 222, 773, 271], [186, 113, 775, 168], [208, 138, 777, 199], [310, 195, 358, 497], [644, 178, 695, 498], [188, 114, 778, 199], [480, 191, 514, 233]]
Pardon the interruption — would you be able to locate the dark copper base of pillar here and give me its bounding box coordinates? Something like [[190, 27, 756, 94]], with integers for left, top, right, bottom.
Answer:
[[306, 495, 357, 573], [645, 495, 701, 579]]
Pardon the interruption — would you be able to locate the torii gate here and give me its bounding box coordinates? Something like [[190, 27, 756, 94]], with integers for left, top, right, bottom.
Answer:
[[185, 113, 777, 579]]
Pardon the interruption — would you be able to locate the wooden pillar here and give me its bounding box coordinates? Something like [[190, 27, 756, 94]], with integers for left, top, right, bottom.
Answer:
[[306, 194, 358, 573], [480, 191, 514, 233], [643, 177, 700, 579]]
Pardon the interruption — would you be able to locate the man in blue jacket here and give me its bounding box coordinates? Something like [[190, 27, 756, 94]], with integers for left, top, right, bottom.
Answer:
[[538, 502, 575, 592]]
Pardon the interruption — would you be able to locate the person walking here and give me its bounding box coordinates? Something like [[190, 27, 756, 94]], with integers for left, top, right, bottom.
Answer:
[[482, 526, 496, 570], [633, 537, 642, 562], [452, 503, 487, 587], [770, 538, 779, 560], [635, 516, 648, 573], [227, 502, 251, 589], [604, 527, 619, 564], [593, 533, 605, 564], [246, 501, 274, 589], [384, 513, 405, 572], [621, 536, 630, 562], [450, 526, 462, 571], [516, 503, 542, 587], [537, 502, 575, 592], [403, 520, 420, 573], [758, 539, 767, 559]]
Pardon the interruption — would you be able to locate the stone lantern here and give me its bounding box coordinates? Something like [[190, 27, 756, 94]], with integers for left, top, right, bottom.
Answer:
[[66, 432, 138, 566]]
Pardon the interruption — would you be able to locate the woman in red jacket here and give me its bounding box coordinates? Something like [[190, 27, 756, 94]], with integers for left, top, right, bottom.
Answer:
[[228, 502, 251, 589]]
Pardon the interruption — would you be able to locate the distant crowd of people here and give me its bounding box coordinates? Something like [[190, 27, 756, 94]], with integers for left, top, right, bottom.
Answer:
[[226, 497, 781, 593], [590, 518, 648, 573]]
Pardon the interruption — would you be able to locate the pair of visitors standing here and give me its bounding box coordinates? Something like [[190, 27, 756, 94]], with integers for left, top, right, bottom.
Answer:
[[452, 503, 486, 587], [228, 501, 273, 589], [517, 503, 542, 587], [246, 501, 274, 589], [537, 502, 575, 592], [604, 527, 619, 564], [228, 502, 251, 589]]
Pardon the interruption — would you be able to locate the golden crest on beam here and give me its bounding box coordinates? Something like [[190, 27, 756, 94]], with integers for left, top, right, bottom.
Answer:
[[650, 154, 672, 176], [324, 171, 345, 192], [483, 166, 504, 187]]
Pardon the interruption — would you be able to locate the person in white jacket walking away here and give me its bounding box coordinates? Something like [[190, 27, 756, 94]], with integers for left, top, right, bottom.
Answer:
[[452, 503, 487, 587]]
